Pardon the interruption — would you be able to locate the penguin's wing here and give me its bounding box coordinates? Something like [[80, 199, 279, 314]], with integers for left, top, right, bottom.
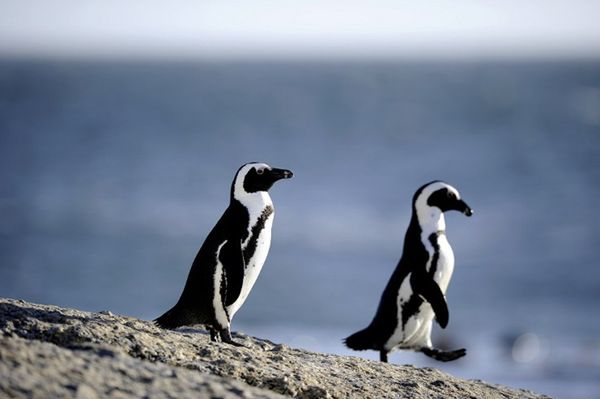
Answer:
[[410, 270, 449, 328], [220, 237, 246, 307]]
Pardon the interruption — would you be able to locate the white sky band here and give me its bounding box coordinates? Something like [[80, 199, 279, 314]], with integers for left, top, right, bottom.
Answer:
[[1, 0, 599, 60]]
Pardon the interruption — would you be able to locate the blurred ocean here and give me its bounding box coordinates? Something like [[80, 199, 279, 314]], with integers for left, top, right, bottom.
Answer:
[[0, 59, 599, 398]]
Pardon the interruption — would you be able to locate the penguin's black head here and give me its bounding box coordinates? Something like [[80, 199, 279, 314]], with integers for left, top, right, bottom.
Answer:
[[415, 181, 473, 217], [232, 162, 293, 197], [426, 184, 473, 216]]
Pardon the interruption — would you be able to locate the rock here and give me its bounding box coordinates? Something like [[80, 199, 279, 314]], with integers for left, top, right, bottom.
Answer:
[[0, 298, 552, 398]]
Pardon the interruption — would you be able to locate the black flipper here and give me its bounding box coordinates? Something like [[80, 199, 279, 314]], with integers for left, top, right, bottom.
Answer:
[[410, 270, 449, 328], [221, 238, 246, 307]]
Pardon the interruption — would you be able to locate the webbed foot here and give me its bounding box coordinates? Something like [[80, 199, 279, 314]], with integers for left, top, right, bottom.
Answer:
[[380, 350, 389, 363], [421, 347, 466, 362], [219, 328, 245, 347], [208, 327, 220, 342]]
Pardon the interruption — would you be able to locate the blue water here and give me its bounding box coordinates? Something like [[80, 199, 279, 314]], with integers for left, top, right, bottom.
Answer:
[[1, 59, 599, 398]]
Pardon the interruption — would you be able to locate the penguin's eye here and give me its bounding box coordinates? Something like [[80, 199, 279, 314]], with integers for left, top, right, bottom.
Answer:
[[256, 168, 264, 175], [447, 191, 455, 199]]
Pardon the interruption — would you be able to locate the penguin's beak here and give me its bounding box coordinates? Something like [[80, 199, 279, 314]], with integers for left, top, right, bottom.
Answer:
[[270, 168, 294, 181], [457, 199, 473, 217]]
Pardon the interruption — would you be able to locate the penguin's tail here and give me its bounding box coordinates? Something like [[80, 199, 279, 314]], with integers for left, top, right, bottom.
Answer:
[[344, 326, 378, 351], [154, 305, 192, 330]]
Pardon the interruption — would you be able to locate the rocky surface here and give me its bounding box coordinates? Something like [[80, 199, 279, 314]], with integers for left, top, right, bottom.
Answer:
[[0, 298, 551, 398]]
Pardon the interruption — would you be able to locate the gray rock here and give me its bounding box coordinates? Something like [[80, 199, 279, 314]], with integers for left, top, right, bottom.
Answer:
[[0, 298, 552, 399]]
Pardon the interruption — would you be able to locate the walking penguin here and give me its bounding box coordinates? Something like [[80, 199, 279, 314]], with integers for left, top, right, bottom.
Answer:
[[155, 162, 293, 345], [344, 181, 473, 362]]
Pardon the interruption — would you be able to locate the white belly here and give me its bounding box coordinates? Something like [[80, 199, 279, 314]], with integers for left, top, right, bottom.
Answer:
[[385, 278, 436, 351], [226, 213, 273, 318], [385, 235, 455, 351], [213, 242, 229, 328], [432, 234, 454, 293]]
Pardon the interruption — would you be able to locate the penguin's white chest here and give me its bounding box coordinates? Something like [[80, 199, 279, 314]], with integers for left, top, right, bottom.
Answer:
[[386, 233, 455, 351], [427, 234, 454, 293], [239, 214, 273, 305], [227, 194, 274, 317], [433, 234, 454, 294]]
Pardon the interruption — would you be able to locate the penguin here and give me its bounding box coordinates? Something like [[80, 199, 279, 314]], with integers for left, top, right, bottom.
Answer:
[[155, 162, 293, 346], [345, 181, 473, 363]]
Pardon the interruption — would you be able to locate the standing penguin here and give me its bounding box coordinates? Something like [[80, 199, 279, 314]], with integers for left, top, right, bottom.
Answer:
[[345, 181, 473, 362], [155, 162, 293, 345]]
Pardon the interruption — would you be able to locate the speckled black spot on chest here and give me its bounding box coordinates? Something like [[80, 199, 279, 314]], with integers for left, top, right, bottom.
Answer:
[[401, 295, 424, 327], [243, 206, 274, 266]]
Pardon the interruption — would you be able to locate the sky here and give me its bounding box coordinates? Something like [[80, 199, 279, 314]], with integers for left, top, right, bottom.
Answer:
[[1, 0, 600, 60]]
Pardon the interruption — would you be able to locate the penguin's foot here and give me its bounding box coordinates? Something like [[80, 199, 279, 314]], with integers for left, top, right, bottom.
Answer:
[[379, 350, 389, 363], [208, 327, 219, 342], [219, 328, 245, 347], [421, 347, 466, 362]]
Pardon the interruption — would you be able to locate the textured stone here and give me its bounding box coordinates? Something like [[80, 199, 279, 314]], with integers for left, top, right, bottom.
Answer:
[[0, 298, 552, 399]]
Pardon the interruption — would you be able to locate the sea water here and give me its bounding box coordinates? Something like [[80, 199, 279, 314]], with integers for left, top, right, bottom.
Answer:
[[1, 60, 599, 398]]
